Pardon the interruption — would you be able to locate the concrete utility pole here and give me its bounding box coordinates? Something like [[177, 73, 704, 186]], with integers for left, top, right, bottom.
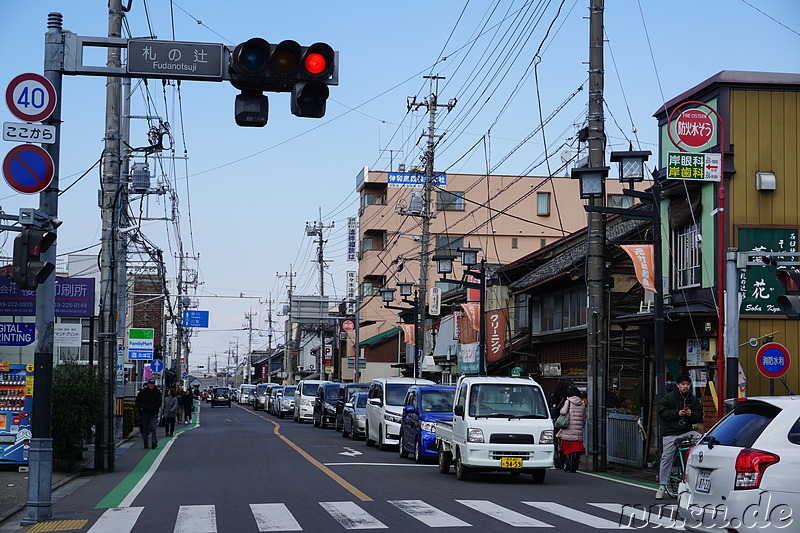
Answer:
[[586, 0, 608, 472], [407, 76, 456, 378], [266, 296, 274, 383], [306, 210, 334, 379], [22, 11, 64, 526], [278, 268, 296, 383], [244, 310, 255, 383]]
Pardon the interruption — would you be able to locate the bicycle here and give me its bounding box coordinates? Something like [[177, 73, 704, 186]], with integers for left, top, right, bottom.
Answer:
[[665, 433, 701, 498]]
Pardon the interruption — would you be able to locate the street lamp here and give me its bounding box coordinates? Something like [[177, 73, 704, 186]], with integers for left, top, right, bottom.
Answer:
[[435, 247, 487, 376], [610, 149, 652, 186], [571, 166, 610, 199], [379, 283, 421, 377]]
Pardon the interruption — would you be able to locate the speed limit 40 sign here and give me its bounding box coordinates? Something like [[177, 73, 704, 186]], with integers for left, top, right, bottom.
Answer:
[[5, 73, 57, 123]]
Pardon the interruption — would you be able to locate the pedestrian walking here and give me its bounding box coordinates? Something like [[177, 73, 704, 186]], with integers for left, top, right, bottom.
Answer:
[[655, 374, 702, 499], [181, 387, 195, 423], [135, 378, 162, 449], [558, 386, 586, 473], [162, 389, 179, 437], [176, 386, 185, 423], [549, 380, 570, 470]]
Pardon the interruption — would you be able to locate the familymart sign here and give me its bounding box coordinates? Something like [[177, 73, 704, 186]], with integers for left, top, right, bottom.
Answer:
[[127, 328, 154, 360]]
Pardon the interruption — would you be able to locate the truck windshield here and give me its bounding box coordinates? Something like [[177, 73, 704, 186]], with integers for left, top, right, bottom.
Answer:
[[468, 384, 548, 418], [420, 390, 455, 412]]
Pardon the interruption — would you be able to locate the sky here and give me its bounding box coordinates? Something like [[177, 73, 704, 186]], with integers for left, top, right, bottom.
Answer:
[[1, 0, 798, 371]]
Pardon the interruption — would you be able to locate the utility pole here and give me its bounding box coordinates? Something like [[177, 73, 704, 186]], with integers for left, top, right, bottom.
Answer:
[[406, 76, 456, 378], [306, 210, 334, 379], [244, 310, 255, 383], [586, 0, 608, 473], [278, 268, 296, 383], [266, 296, 274, 383], [23, 11, 64, 525]]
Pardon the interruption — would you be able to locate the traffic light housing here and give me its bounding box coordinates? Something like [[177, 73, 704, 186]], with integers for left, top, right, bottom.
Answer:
[[776, 269, 800, 318], [229, 38, 337, 125], [11, 227, 56, 290]]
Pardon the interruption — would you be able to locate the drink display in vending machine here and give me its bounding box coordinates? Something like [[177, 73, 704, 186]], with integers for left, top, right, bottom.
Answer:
[[0, 362, 33, 464]]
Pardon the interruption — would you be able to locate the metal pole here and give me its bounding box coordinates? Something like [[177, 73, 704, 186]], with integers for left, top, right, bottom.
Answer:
[[354, 294, 361, 382], [653, 180, 666, 403], [725, 250, 740, 399], [22, 12, 64, 525], [586, 0, 607, 472], [479, 259, 487, 375]]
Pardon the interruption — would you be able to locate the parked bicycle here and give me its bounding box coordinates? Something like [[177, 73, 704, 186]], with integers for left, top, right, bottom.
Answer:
[[665, 433, 702, 498]]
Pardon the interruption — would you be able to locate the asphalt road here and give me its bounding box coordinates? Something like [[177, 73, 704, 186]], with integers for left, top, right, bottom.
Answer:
[[7, 401, 680, 532]]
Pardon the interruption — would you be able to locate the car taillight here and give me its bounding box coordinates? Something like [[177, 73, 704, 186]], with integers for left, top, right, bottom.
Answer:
[[682, 446, 695, 483], [734, 448, 780, 490]]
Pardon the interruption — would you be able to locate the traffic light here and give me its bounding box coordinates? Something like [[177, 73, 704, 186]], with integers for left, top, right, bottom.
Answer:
[[228, 38, 337, 125], [776, 269, 800, 318], [11, 227, 56, 290]]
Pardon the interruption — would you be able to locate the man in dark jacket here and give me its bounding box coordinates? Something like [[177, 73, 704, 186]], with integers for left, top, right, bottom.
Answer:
[[655, 374, 703, 499], [135, 378, 162, 449]]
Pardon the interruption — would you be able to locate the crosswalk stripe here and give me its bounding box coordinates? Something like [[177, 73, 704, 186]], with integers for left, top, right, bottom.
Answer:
[[589, 503, 685, 530], [522, 502, 627, 529], [388, 500, 471, 528], [174, 505, 217, 533], [250, 503, 303, 531], [319, 501, 387, 530], [87, 507, 143, 533], [456, 500, 553, 528]]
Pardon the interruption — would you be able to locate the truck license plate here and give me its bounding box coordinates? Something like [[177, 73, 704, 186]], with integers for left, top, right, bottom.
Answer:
[[501, 457, 523, 469], [695, 469, 712, 493]]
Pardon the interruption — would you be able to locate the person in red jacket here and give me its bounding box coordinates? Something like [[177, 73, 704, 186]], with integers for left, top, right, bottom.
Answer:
[[558, 386, 586, 472]]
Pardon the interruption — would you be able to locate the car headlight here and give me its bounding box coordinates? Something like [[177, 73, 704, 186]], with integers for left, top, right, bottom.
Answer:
[[539, 430, 554, 444], [282, 399, 291, 407], [467, 428, 484, 443], [384, 413, 402, 423], [420, 421, 437, 433], [355, 414, 365, 421], [325, 405, 336, 413]]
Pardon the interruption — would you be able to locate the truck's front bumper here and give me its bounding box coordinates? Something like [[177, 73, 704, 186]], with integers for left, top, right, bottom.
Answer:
[[461, 443, 554, 470]]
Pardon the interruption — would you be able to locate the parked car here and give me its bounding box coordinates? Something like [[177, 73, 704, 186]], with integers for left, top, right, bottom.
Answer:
[[210, 387, 232, 408], [334, 383, 369, 431], [277, 386, 296, 419], [678, 396, 800, 532], [399, 385, 456, 463], [342, 392, 368, 440], [294, 380, 324, 423], [230, 388, 239, 402], [365, 377, 435, 450], [435, 376, 553, 482], [268, 386, 285, 415], [313, 382, 341, 428], [238, 384, 256, 405], [253, 383, 277, 411]]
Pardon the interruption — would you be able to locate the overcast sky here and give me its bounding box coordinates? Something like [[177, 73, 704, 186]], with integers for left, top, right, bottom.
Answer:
[[1, 1, 798, 369]]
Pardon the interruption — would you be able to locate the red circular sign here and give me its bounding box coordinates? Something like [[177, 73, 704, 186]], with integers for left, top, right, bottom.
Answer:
[[755, 342, 791, 379], [3, 144, 54, 194], [341, 319, 355, 332], [675, 109, 714, 148], [5, 73, 57, 123]]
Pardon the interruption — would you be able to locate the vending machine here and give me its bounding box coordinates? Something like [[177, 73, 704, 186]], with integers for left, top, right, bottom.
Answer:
[[0, 363, 33, 464]]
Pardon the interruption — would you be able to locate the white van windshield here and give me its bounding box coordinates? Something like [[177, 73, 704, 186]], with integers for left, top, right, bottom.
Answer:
[[386, 384, 414, 406], [302, 383, 320, 396]]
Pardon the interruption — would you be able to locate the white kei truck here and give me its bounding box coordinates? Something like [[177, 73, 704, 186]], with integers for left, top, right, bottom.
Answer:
[[435, 375, 555, 482]]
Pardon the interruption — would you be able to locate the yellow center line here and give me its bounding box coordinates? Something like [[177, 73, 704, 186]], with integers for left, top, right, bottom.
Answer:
[[235, 403, 372, 501]]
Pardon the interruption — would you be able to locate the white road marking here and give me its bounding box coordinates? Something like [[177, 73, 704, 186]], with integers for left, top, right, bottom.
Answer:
[[250, 503, 303, 531], [389, 500, 471, 528], [87, 507, 143, 533], [339, 447, 363, 457], [319, 501, 387, 529], [456, 500, 553, 528], [174, 504, 217, 533], [522, 501, 629, 529]]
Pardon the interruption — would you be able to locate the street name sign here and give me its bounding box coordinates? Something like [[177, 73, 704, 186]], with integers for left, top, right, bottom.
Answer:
[[182, 309, 209, 328], [3, 122, 56, 144], [2, 144, 55, 194], [5, 73, 57, 123], [666, 152, 721, 182], [128, 328, 154, 360], [128, 40, 225, 80]]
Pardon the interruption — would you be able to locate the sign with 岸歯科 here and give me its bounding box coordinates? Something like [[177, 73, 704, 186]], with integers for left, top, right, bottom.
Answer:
[[0, 323, 35, 346]]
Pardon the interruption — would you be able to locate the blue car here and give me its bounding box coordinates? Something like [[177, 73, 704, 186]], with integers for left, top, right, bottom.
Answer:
[[399, 385, 456, 463]]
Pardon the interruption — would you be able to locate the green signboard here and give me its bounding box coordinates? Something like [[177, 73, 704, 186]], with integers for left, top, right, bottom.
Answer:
[[738, 227, 799, 316], [128, 327, 155, 360], [666, 152, 721, 182]]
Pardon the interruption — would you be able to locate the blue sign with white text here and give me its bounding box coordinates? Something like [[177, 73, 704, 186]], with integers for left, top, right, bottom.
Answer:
[[0, 322, 35, 346], [182, 310, 209, 328]]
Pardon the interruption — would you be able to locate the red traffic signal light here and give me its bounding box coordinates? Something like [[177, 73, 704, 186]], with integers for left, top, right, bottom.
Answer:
[[12, 227, 56, 290], [776, 269, 800, 318]]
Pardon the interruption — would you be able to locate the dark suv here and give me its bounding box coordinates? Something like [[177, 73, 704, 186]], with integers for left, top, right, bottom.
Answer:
[[313, 382, 341, 428], [334, 383, 369, 431], [210, 387, 231, 408]]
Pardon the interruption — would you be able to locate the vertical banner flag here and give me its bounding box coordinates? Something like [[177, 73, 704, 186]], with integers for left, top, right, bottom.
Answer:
[[620, 244, 656, 293], [346, 270, 357, 315], [400, 324, 415, 345], [486, 309, 508, 364], [347, 217, 358, 261], [460, 303, 480, 332]]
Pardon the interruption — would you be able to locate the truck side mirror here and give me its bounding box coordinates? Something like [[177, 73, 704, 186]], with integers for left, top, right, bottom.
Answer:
[[454, 404, 464, 417], [404, 405, 415, 413]]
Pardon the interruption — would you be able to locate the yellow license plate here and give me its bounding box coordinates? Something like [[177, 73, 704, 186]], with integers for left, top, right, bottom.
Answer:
[[501, 457, 523, 469]]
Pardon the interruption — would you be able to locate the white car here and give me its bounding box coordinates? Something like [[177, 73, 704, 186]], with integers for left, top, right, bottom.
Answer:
[[678, 396, 800, 532], [365, 377, 434, 450]]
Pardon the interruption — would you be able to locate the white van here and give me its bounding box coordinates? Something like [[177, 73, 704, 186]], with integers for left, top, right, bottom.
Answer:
[[238, 384, 256, 404], [366, 377, 434, 450], [293, 379, 324, 423]]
